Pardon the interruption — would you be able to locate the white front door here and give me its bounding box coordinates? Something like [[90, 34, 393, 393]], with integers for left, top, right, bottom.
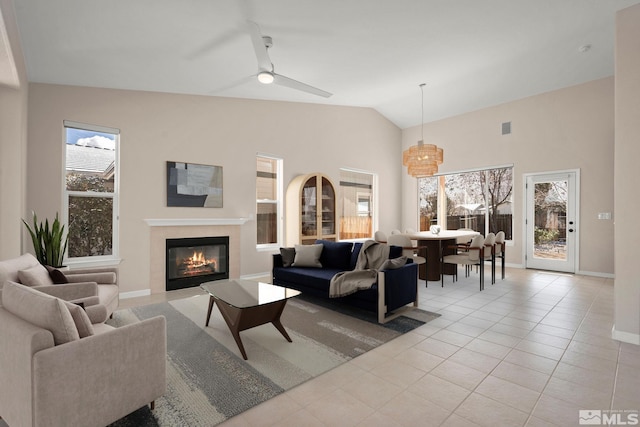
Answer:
[[525, 171, 578, 273]]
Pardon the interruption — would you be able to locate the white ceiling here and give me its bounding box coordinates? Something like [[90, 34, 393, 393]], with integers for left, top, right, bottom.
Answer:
[[12, 0, 640, 129]]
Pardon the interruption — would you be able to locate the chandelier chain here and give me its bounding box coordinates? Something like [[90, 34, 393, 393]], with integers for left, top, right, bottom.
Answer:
[[420, 83, 425, 144]]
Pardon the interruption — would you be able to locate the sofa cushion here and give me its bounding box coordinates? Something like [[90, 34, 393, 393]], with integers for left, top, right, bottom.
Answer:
[[350, 242, 363, 270], [316, 240, 353, 270], [293, 244, 323, 268], [63, 300, 95, 338], [17, 264, 54, 287], [274, 267, 343, 293], [45, 265, 69, 284], [2, 281, 80, 345], [280, 247, 296, 267]]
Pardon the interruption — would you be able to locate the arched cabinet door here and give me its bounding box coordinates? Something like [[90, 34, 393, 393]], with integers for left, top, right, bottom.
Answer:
[[286, 173, 336, 245]]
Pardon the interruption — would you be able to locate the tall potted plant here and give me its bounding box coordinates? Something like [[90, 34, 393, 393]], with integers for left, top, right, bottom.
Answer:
[[22, 212, 69, 268]]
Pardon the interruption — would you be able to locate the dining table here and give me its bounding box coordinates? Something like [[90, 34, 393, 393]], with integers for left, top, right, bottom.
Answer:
[[404, 230, 480, 282]]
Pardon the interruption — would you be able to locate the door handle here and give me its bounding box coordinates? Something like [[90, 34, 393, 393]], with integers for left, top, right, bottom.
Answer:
[[569, 229, 574, 232]]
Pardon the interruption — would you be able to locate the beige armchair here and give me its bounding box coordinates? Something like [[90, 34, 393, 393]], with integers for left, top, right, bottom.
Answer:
[[0, 253, 119, 317], [0, 281, 166, 427]]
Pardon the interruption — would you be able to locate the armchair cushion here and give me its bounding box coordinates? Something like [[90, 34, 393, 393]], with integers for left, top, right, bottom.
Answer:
[[0, 253, 40, 288], [2, 281, 79, 345], [17, 264, 54, 287], [45, 265, 69, 284], [84, 303, 109, 324], [63, 300, 95, 338]]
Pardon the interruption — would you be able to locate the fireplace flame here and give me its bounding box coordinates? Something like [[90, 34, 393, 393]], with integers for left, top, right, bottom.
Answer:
[[178, 250, 218, 276]]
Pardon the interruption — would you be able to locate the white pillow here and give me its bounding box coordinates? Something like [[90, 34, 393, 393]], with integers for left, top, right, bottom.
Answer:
[[292, 244, 323, 268], [17, 264, 54, 287], [2, 281, 79, 345]]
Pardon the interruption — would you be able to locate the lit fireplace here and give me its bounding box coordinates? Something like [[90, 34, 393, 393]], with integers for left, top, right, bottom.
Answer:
[[166, 236, 229, 291], [178, 249, 218, 276]]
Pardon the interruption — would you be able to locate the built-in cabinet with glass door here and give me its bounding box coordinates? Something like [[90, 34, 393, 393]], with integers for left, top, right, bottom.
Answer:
[[286, 173, 336, 245]]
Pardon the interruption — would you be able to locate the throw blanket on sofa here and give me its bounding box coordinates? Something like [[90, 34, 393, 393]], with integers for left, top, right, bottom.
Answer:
[[329, 240, 406, 298]]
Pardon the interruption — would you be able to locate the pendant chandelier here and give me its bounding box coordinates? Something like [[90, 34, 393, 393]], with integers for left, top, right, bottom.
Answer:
[[403, 83, 443, 177]]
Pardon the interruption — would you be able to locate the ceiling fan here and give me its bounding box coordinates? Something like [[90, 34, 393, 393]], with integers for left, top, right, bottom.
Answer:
[[247, 21, 332, 98]]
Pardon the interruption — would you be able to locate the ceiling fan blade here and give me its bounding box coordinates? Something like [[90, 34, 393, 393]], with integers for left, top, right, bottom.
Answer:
[[247, 21, 272, 71], [210, 75, 254, 94], [185, 30, 241, 60], [273, 74, 332, 98]]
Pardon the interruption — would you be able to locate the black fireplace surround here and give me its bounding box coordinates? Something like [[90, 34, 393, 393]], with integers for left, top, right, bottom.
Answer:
[[166, 236, 229, 291]]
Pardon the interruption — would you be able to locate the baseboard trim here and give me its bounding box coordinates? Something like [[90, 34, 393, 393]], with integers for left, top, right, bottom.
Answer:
[[120, 289, 151, 299], [612, 325, 640, 345], [577, 270, 615, 279], [241, 272, 272, 281]]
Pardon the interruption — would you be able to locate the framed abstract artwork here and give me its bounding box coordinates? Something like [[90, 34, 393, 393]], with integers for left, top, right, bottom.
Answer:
[[166, 161, 223, 207]]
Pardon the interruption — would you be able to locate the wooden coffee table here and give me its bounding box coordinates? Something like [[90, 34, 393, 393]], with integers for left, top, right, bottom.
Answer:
[[200, 279, 301, 360]]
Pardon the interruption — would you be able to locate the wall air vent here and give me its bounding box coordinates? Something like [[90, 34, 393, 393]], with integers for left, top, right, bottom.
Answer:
[[502, 122, 511, 135]]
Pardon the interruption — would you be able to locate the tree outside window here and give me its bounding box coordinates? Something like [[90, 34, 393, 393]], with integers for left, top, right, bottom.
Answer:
[[419, 166, 513, 239]]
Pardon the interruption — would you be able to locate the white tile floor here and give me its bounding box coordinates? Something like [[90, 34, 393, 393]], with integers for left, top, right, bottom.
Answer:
[[124, 267, 640, 427]]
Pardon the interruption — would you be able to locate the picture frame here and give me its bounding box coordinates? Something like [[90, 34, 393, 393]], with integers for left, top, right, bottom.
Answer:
[[166, 161, 223, 207]]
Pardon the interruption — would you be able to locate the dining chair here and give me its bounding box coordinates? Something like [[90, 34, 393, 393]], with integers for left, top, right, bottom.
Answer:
[[374, 230, 387, 243], [495, 231, 506, 280], [442, 234, 485, 290], [483, 232, 496, 285], [456, 227, 475, 275], [404, 228, 416, 234], [390, 229, 402, 235], [387, 234, 426, 266]]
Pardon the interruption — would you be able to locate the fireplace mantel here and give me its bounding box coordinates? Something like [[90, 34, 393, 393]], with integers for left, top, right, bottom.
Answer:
[[145, 218, 249, 227]]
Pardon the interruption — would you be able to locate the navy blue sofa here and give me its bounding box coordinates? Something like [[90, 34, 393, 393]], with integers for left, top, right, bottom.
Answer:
[[272, 240, 419, 323]]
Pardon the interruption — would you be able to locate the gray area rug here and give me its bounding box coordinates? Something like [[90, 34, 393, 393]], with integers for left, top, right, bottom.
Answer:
[[107, 293, 439, 426]]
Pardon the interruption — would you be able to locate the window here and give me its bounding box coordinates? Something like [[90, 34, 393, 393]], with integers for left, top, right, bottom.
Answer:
[[64, 121, 119, 261], [419, 176, 439, 230], [256, 155, 282, 247], [339, 169, 375, 240], [419, 166, 513, 239]]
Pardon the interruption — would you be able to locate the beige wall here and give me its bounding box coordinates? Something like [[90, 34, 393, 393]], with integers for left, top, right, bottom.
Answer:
[[614, 4, 640, 343], [0, 0, 28, 260], [26, 84, 402, 293], [401, 78, 615, 276]]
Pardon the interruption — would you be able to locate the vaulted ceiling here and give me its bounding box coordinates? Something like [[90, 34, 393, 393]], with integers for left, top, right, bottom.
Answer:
[[12, 0, 640, 128]]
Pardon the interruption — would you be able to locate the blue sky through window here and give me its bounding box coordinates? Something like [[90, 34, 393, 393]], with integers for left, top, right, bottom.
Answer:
[[66, 128, 115, 150]]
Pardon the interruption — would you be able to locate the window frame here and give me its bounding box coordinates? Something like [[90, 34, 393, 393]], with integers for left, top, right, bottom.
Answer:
[[63, 120, 120, 267], [418, 164, 513, 241], [256, 153, 283, 250]]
